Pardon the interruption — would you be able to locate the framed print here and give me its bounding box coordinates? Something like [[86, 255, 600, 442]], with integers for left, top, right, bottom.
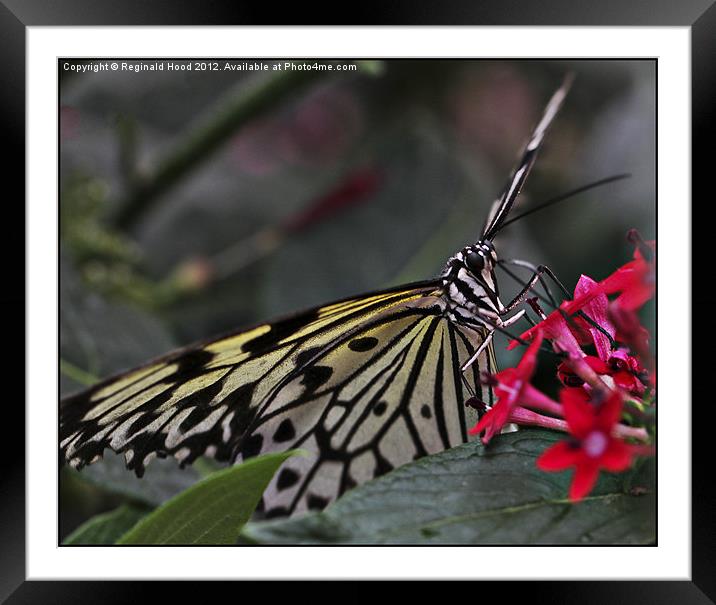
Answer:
[[54, 56, 659, 541], [6, 0, 711, 601]]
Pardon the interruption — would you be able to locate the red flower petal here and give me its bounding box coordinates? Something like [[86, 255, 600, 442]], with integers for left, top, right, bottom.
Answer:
[[609, 301, 651, 361], [511, 309, 585, 358], [493, 368, 519, 398], [598, 255, 655, 312], [548, 315, 584, 358], [515, 328, 544, 377], [595, 390, 623, 432], [569, 461, 601, 501], [585, 356, 611, 375], [508, 313, 560, 350], [474, 330, 547, 443], [613, 370, 646, 395], [536, 441, 582, 471], [468, 401, 511, 443], [600, 439, 635, 472], [599, 261, 639, 296], [614, 280, 655, 311], [574, 275, 615, 361], [560, 388, 596, 438], [557, 362, 584, 387]]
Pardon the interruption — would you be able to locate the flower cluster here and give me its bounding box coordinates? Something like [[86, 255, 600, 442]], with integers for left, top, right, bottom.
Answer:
[[469, 230, 655, 501]]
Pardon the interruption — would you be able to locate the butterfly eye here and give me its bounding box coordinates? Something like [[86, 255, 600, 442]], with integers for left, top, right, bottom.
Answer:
[[465, 251, 485, 274]]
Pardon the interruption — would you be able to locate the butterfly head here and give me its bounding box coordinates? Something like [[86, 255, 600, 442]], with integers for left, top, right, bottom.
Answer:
[[461, 240, 498, 280], [440, 240, 501, 316]]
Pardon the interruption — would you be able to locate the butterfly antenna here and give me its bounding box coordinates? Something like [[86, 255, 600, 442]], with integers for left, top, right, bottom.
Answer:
[[481, 73, 574, 242], [496, 173, 631, 232]]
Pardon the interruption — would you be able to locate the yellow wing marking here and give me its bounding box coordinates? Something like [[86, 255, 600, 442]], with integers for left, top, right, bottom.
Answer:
[[284, 290, 429, 345], [85, 363, 179, 420], [204, 325, 271, 354], [155, 368, 234, 413], [90, 361, 171, 403], [98, 382, 175, 426], [316, 289, 427, 317], [204, 288, 430, 369]]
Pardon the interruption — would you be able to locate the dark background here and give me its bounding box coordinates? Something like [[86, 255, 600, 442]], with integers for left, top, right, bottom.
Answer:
[[58, 58, 656, 539]]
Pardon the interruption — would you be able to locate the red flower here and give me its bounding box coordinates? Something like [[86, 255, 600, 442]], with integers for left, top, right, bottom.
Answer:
[[557, 356, 610, 388], [536, 388, 645, 501], [570, 275, 615, 361], [283, 167, 382, 233], [471, 233, 655, 502], [470, 330, 546, 443], [511, 275, 617, 365], [557, 352, 646, 396], [608, 349, 647, 395], [609, 300, 651, 362], [599, 231, 656, 311], [508, 306, 583, 358]]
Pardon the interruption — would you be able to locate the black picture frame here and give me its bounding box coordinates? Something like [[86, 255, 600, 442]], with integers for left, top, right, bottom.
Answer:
[[6, 1, 709, 601]]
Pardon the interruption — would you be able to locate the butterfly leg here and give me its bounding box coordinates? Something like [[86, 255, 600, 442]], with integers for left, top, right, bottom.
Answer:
[[459, 310, 525, 374], [497, 264, 553, 315], [498, 258, 573, 308], [461, 329, 494, 374], [497, 260, 616, 348]]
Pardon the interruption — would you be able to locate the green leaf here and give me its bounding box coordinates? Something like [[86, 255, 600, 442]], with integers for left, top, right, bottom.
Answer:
[[74, 451, 208, 508], [241, 430, 655, 545], [117, 451, 300, 545], [63, 504, 149, 545]]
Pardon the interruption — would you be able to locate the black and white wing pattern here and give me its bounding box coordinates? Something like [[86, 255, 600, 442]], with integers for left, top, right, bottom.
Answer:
[[60, 281, 495, 517]]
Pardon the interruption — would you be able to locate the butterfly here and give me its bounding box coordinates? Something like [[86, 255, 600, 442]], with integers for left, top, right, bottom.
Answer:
[[60, 76, 572, 518]]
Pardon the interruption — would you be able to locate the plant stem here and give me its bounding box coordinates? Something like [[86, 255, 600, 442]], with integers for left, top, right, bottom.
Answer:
[[613, 424, 650, 442]]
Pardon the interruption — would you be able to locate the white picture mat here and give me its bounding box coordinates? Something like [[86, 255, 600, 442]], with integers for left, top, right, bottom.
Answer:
[[27, 26, 690, 579]]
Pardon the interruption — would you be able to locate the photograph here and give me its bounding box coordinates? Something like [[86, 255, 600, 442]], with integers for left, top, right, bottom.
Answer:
[[57, 58, 656, 546]]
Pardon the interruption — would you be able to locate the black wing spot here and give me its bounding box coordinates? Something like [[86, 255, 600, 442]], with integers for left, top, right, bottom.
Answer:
[[348, 336, 379, 352], [273, 418, 296, 443], [242, 311, 320, 354], [240, 433, 263, 459], [179, 381, 226, 426], [264, 507, 289, 519], [167, 349, 215, 380], [301, 365, 333, 392], [222, 381, 258, 432], [295, 346, 323, 367], [276, 467, 301, 491], [307, 494, 329, 511], [374, 454, 394, 477], [420, 404, 432, 419], [373, 401, 387, 416], [228, 380, 256, 406]]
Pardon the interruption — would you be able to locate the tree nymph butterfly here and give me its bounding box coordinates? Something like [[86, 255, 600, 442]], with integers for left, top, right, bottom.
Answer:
[[61, 76, 573, 518]]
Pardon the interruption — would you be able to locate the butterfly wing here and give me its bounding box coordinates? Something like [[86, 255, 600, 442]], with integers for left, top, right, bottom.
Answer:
[[60, 281, 494, 514], [243, 295, 494, 517]]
